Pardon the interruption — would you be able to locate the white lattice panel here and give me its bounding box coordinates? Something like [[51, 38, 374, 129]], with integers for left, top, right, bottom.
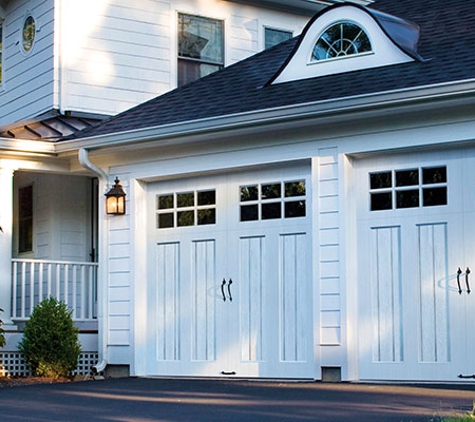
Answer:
[[0, 352, 98, 377]]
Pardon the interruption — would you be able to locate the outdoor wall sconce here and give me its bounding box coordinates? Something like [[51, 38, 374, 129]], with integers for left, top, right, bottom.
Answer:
[[105, 177, 126, 215]]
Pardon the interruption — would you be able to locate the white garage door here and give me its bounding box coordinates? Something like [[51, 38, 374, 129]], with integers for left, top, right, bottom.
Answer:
[[146, 165, 314, 378], [356, 148, 475, 382]]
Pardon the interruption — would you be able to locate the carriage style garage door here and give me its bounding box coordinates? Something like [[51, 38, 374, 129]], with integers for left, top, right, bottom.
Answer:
[[356, 148, 475, 382], [146, 165, 314, 378]]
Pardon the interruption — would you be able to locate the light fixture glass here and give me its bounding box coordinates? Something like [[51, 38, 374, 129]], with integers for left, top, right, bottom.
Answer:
[[105, 177, 126, 215]]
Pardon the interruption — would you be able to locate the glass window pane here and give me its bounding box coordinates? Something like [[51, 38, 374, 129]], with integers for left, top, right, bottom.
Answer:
[[158, 194, 174, 210], [177, 210, 194, 226], [396, 169, 419, 187], [285, 201, 306, 218], [262, 183, 281, 200], [177, 192, 194, 208], [178, 14, 223, 64], [241, 186, 258, 202], [241, 205, 258, 222], [265, 28, 292, 49], [198, 208, 216, 225], [198, 190, 215, 206], [396, 190, 419, 208], [371, 192, 392, 211], [19, 185, 33, 253], [423, 187, 447, 207], [262, 202, 281, 219], [285, 181, 305, 197], [370, 172, 392, 190], [158, 213, 174, 229], [423, 167, 447, 185]]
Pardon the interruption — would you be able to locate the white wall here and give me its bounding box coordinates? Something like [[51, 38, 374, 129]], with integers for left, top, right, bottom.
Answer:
[[0, 0, 55, 127], [13, 171, 93, 262], [59, 0, 310, 117]]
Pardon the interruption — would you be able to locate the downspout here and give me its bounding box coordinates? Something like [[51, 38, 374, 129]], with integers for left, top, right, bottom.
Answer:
[[78, 148, 108, 374]]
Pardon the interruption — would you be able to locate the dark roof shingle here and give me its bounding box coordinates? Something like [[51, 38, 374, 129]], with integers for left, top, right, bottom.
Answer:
[[72, 0, 475, 140]]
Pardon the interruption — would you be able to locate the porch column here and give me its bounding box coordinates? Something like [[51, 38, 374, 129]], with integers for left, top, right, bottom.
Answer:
[[0, 167, 14, 325]]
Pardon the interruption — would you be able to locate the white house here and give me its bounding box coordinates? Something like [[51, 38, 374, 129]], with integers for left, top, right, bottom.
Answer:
[[4, 0, 470, 383], [0, 0, 340, 376], [65, 0, 475, 382]]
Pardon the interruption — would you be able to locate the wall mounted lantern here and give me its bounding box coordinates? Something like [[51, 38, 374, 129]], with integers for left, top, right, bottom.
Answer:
[[105, 177, 126, 215]]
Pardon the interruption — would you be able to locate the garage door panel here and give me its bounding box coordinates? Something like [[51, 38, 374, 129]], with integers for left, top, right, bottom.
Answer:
[[191, 239, 217, 362], [155, 242, 180, 362]]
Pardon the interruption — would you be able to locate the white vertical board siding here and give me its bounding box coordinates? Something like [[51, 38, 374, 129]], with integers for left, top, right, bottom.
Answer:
[[417, 223, 450, 363], [317, 148, 341, 345], [0, 0, 55, 126], [155, 242, 180, 361], [191, 239, 216, 362], [61, 0, 309, 116], [280, 233, 308, 362], [240, 235, 264, 362], [370, 226, 403, 363]]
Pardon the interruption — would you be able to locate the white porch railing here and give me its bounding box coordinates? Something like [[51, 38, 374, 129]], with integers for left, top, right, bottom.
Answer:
[[12, 259, 98, 321]]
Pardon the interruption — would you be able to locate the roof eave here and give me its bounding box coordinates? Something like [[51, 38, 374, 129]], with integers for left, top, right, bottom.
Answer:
[[55, 78, 475, 155]]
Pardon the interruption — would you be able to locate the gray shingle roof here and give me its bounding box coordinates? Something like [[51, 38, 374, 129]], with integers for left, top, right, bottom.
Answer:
[[72, 0, 475, 140]]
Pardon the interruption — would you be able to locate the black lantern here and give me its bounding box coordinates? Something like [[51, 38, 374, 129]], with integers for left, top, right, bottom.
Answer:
[[105, 177, 126, 215]]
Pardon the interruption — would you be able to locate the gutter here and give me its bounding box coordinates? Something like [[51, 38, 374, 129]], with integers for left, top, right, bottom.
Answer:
[[78, 148, 109, 376]]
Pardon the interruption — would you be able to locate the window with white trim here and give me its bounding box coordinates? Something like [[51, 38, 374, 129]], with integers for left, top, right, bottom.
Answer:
[[240, 180, 306, 222], [312, 21, 371, 61], [156, 190, 216, 229], [265, 27, 292, 49], [177, 13, 224, 87], [369, 166, 447, 211]]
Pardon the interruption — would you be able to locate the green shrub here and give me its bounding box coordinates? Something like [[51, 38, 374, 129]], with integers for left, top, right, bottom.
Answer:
[[19, 297, 81, 379]]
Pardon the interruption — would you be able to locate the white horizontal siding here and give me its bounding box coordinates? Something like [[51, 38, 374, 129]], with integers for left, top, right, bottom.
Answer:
[[0, 0, 55, 126], [107, 175, 132, 347], [61, 0, 310, 116], [317, 148, 342, 346]]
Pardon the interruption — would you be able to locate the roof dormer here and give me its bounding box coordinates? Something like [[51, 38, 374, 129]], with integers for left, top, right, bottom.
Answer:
[[269, 3, 422, 85]]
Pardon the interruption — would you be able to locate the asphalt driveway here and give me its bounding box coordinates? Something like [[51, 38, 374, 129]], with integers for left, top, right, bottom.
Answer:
[[1, 378, 475, 421]]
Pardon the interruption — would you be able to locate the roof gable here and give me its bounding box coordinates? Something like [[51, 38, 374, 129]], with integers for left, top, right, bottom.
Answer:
[[269, 3, 420, 84]]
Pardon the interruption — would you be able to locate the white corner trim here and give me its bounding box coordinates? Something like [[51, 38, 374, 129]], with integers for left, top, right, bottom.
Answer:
[[272, 5, 414, 84]]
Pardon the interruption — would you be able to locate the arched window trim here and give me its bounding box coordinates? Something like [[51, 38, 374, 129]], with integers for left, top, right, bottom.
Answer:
[[309, 19, 373, 64]]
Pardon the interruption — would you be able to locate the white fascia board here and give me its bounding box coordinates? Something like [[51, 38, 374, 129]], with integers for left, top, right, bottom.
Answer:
[[54, 78, 475, 156], [0, 138, 56, 156]]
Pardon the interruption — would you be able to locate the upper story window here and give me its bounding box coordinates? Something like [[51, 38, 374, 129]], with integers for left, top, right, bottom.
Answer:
[[312, 21, 371, 61], [178, 13, 224, 87], [265, 27, 292, 49], [22, 15, 36, 53]]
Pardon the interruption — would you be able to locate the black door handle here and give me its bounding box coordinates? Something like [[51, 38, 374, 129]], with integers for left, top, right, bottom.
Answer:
[[221, 279, 227, 301], [466, 267, 471, 294], [227, 279, 233, 302], [457, 268, 463, 294]]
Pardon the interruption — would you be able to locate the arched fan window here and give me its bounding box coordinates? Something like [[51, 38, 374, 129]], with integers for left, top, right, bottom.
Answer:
[[312, 21, 372, 61]]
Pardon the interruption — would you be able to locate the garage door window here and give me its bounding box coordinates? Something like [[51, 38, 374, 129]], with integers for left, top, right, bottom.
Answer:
[[370, 166, 447, 211], [156, 190, 216, 228], [240, 180, 306, 222]]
